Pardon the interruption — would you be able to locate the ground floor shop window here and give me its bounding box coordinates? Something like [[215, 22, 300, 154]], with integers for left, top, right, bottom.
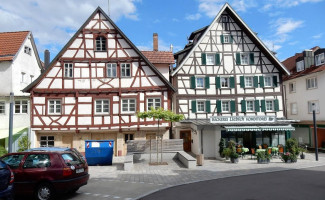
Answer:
[[40, 136, 54, 147]]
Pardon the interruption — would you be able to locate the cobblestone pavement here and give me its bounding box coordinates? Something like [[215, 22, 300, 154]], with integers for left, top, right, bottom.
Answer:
[[81, 153, 325, 200]]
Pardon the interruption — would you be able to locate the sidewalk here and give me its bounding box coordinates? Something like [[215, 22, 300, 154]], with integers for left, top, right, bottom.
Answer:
[[85, 153, 325, 200]]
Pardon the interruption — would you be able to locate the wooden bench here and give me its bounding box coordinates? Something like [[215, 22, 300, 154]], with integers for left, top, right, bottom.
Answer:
[[177, 151, 196, 169]]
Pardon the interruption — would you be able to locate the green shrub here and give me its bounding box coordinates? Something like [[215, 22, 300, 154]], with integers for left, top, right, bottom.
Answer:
[[219, 138, 226, 158], [222, 148, 232, 159], [18, 135, 31, 152], [0, 146, 7, 156]]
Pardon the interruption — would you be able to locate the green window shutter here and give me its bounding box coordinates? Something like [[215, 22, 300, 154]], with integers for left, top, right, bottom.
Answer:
[[253, 76, 259, 88], [206, 100, 211, 113], [259, 76, 264, 88], [192, 100, 197, 113], [230, 35, 234, 43], [220, 35, 224, 44], [255, 100, 260, 112], [190, 76, 196, 89], [215, 53, 221, 65], [205, 77, 210, 89], [201, 53, 206, 65], [261, 100, 266, 112], [216, 77, 221, 89], [217, 100, 222, 113], [230, 101, 236, 113], [236, 53, 241, 65], [273, 76, 278, 87], [250, 53, 254, 65], [241, 100, 246, 112], [274, 99, 279, 112], [230, 77, 235, 88], [240, 76, 245, 88]]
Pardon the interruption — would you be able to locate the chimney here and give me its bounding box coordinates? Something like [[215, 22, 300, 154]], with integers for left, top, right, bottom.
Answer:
[[153, 33, 158, 51], [44, 50, 50, 69]]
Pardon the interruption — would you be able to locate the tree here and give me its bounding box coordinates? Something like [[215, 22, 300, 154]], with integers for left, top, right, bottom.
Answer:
[[18, 135, 31, 152], [137, 107, 184, 164]]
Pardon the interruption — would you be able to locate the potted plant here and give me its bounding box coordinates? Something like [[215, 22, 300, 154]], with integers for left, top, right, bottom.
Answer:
[[281, 138, 299, 163], [230, 151, 239, 163], [256, 150, 271, 164], [222, 148, 232, 160], [299, 145, 307, 159]]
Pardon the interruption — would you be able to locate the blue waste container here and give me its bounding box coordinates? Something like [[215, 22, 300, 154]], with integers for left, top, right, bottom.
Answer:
[[85, 140, 114, 165]]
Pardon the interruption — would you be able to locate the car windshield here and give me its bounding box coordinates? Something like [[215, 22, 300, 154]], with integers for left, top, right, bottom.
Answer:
[[61, 153, 82, 166], [2, 154, 25, 169]]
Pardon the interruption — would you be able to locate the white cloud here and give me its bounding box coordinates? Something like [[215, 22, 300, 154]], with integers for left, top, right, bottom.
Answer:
[[272, 18, 304, 35], [185, 13, 202, 21], [263, 0, 323, 8], [312, 33, 323, 39], [0, 0, 140, 59], [263, 40, 282, 52]]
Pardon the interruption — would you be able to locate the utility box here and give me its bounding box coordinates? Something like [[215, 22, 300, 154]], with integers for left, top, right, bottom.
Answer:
[[85, 140, 114, 165], [196, 154, 204, 166]]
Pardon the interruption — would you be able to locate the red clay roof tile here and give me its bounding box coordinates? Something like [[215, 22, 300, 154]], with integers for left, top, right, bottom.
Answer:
[[0, 31, 29, 61], [141, 51, 174, 64]]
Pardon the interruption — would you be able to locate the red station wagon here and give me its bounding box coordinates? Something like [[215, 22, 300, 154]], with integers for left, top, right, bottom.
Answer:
[[1, 151, 89, 200]]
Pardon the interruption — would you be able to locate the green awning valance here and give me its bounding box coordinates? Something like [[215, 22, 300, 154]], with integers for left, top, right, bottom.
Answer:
[[224, 125, 295, 132]]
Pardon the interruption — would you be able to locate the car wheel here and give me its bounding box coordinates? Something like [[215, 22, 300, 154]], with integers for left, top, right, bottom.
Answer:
[[35, 183, 54, 200]]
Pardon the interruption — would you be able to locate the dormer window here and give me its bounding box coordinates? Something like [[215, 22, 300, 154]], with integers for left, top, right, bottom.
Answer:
[[315, 53, 325, 66], [296, 60, 304, 72], [95, 36, 106, 51], [221, 15, 229, 30], [24, 46, 31, 55]]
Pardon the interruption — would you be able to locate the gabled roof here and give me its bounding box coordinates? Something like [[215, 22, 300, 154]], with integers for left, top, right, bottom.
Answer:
[[141, 51, 174, 64], [188, 25, 208, 40], [171, 3, 290, 76], [23, 7, 176, 93], [0, 31, 29, 61], [283, 64, 325, 81]]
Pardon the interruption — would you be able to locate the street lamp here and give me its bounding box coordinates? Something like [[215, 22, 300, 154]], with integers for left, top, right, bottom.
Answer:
[[8, 92, 14, 153], [312, 103, 318, 161]]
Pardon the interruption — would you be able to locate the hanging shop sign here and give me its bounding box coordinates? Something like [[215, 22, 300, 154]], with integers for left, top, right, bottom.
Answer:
[[210, 116, 276, 124]]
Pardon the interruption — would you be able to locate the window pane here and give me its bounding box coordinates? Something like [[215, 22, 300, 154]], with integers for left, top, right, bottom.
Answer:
[[241, 54, 248, 65], [196, 78, 204, 88], [197, 101, 205, 112], [221, 77, 229, 87], [245, 77, 253, 87], [206, 54, 214, 65], [222, 102, 229, 112], [247, 101, 254, 111]]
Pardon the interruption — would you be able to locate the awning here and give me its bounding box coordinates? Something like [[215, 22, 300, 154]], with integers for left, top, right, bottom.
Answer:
[[0, 127, 28, 140], [224, 125, 295, 132]]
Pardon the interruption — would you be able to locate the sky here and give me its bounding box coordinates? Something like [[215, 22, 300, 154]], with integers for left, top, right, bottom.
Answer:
[[1, 0, 324, 62]]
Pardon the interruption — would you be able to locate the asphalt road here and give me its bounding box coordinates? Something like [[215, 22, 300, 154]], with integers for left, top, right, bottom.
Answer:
[[140, 166, 325, 200]]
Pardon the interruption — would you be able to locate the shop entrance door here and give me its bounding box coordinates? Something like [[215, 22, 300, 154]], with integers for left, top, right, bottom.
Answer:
[[180, 130, 191, 152], [243, 132, 254, 151]]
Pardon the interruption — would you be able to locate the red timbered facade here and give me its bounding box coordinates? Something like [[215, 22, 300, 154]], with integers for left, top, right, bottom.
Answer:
[[23, 7, 175, 155]]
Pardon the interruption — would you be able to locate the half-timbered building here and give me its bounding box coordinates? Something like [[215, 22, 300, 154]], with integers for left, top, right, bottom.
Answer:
[[171, 3, 294, 158], [23, 7, 175, 156]]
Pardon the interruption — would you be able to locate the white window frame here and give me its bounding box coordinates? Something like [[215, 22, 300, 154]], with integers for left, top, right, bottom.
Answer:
[[308, 101, 320, 114], [30, 75, 34, 83], [246, 100, 255, 112], [264, 76, 273, 87], [221, 77, 230, 88], [289, 82, 296, 93], [315, 53, 325, 66], [296, 60, 304, 72], [21, 72, 25, 83], [40, 136, 54, 147], [206, 54, 215, 65], [122, 99, 136, 113], [14, 100, 28, 114], [107, 63, 117, 77], [265, 100, 274, 111], [306, 77, 317, 89], [64, 63, 73, 78], [95, 99, 110, 114], [196, 77, 205, 88], [95, 36, 106, 51], [24, 46, 31, 55], [223, 35, 231, 43], [121, 63, 131, 77], [221, 101, 230, 113], [197, 100, 206, 113], [240, 53, 249, 65], [290, 103, 298, 115], [147, 98, 161, 110], [244, 76, 253, 87], [0, 101, 5, 114], [48, 100, 61, 115]]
